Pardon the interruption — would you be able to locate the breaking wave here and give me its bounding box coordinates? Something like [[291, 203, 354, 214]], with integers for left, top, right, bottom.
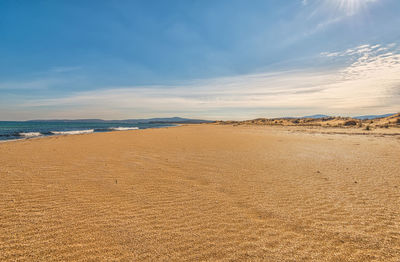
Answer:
[[18, 132, 42, 137], [109, 127, 139, 131], [50, 129, 94, 135]]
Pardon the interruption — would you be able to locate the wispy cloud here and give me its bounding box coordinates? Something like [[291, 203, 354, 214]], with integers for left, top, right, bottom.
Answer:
[[320, 43, 397, 58], [15, 43, 399, 120], [0, 78, 62, 90], [0, 66, 83, 91]]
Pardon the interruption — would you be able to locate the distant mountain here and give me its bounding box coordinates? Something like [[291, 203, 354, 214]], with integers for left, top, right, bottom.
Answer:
[[27, 119, 106, 123], [125, 117, 213, 124], [301, 114, 330, 119], [26, 117, 213, 124], [353, 113, 395, 120]]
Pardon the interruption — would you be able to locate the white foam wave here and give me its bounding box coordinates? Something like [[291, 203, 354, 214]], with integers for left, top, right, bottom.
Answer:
[[110, 127, 139, 131], [18, 132, 42, 137], [51, 129, 94, 135]]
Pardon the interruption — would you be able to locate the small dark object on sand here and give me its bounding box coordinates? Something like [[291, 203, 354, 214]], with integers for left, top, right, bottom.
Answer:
[[344, 120, 357, 126]]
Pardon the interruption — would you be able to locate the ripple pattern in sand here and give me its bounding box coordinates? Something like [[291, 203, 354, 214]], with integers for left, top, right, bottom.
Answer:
[[1, 126, 400, 261]]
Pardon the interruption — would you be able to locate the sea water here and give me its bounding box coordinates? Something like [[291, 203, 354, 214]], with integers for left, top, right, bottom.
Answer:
[[0, 121, 175, 141]]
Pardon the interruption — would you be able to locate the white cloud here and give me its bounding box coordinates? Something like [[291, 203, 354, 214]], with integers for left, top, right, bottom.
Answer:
[[16, 43, 399, 120], [320, 43, 398, 58]]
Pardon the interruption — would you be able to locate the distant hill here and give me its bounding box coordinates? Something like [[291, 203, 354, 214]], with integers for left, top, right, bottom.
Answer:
[[27, 119, 106, 123], [26, 117, 213, 124], [301, 114, 330, 119], [124, 117, 213, 124], [353, 113, 395, 120], [297, 113, 396, 120]]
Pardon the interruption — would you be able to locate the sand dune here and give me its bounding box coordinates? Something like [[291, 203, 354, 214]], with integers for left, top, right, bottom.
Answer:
[[1, 125, 400, 261], [218, 113, 400, 129]]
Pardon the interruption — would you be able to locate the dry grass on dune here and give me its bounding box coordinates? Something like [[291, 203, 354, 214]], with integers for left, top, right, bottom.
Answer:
[[217, 113, 400, 129], [1, 125, 400, 261]]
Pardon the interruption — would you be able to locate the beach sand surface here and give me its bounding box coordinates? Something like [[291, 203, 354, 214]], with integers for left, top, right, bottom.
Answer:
[[1, 125, 400, 261]]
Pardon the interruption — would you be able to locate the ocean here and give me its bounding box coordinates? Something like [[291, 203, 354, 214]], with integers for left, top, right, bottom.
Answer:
[[0, 121, 176, 141]]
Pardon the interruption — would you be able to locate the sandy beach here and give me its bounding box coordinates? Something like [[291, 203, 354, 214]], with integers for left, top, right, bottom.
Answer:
[[1, 124, 400, 261]]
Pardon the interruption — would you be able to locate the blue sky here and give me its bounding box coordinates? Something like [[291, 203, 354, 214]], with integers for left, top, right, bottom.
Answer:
[[1, 0, 399, 120]]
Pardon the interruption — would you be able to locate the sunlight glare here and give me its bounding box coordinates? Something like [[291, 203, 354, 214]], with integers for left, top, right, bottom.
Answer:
[[332, 0, 377, 15]]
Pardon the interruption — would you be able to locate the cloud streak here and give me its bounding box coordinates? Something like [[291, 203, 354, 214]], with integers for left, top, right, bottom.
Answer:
[[0, 78, 62, 90], [10, 43, 397, 120]]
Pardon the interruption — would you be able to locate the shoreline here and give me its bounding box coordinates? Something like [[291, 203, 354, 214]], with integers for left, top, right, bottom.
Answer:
[[2, 122, 400, 144], [0, 123, 181, 144]]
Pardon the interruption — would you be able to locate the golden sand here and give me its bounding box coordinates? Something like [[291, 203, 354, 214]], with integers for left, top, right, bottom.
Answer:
[[1, 125, 400, 261]]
